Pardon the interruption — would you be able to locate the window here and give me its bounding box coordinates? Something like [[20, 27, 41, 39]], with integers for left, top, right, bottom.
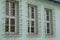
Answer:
[[28, 4, 37, 34], [5, 0, 16, 33], [45, 8, 53, 35]]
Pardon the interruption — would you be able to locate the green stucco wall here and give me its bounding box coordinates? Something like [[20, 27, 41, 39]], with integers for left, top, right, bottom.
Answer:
[[0, 0, 60, 40]]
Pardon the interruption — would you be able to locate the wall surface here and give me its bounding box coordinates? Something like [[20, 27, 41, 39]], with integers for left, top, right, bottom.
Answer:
[[0, 0, 60, 40]]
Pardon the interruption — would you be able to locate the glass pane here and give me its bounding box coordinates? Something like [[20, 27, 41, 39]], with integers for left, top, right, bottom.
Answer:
[[31, 7, 34, 12], [10, 18, 15, 25], [47, 23, 49, 28], [47, 16, 49, 21], [5, 25, 9, 32], [6, 1, 9, 15], [47, 29, 50, 33], [31, 21, 34, 27], [31, 27, 34, 33], [11, 2, 15, 16], [10, 25, 15, 32], [46, 10, 49, 16], [31, 13, 34, 18], [5, 18, 9, 24]]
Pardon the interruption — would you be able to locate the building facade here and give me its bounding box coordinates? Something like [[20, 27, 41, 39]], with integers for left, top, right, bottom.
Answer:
[[0, 0, 60, 40]]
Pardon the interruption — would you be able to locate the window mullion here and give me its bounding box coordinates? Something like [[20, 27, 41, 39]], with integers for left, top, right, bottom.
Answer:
[[30, 6, 32, 34], [34, 8, 36, 33], [9, 2, 11, 32], [49, 11, 52, 34], [9, 17, 10, 32]]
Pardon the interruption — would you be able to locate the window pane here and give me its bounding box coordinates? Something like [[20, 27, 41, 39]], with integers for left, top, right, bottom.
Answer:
[[31, 7, 34, 12], [6, 1, 9, 15], [10, 25, 15, 32], [11, 2, 15, 16], [10, 18, 15, 25], [31, 27, 34, 33], [31, 13, 34, 18], [5, 18, 9, 24], [47, 16, 49, 21], [47, 29, 50, 33], [31, 21, 34, 27], [5, 25, 9, 32], [47, 23, 49, 28], [46, 10, 49, 16]]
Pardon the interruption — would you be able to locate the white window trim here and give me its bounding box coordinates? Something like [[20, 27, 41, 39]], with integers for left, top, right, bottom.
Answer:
[[28, 4, 37, 34], [45, 8, 53, 35], [5, 1, 16, 34]]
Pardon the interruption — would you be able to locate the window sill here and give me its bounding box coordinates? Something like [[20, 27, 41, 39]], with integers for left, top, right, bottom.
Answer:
[[28, 32, 37, 35], [27, 32, 38, 37], [4, 32, 20, 37], [45, 33, 56, 38]]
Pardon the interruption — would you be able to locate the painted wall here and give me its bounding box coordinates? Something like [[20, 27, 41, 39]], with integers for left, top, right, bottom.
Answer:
[[0, 0, 60, 40]]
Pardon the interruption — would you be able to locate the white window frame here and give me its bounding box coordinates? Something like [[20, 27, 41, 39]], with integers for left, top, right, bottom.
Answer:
[[5, 0, 17, 34], [45, 8, 53, 35], [28, 4, 37, 34]]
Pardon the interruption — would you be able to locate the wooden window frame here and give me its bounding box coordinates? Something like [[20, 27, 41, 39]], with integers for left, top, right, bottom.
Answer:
[[45, 8, 53, 35], [5, 0, 16, 34], [28, 4, 37, 34]]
